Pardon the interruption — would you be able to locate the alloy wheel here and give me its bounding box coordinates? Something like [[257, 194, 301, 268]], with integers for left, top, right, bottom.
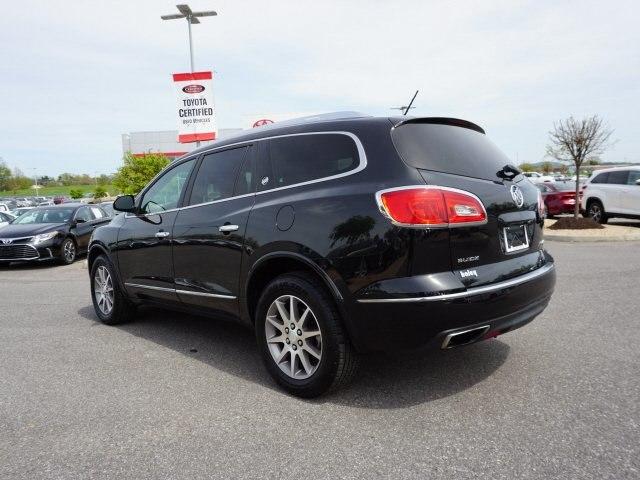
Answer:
[[63, 240, 76, 262], [94, 265, 114, 316], [589, 204, 602, 222], [265, 295, 323, 380]]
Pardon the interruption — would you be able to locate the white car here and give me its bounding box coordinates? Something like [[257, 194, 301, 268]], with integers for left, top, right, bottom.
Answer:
[[581, 166, 640, 223], [522, 171, 555, 183]]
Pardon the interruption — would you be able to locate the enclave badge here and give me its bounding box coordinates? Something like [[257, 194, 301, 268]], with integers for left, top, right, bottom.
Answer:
[[510, 185, 524, 207]]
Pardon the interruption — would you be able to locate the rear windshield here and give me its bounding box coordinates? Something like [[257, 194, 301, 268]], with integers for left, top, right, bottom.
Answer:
[[392, 123, 512, 181]]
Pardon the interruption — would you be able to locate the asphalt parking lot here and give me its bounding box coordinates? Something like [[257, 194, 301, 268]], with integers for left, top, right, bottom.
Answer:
[[1, 241, 639, 479]]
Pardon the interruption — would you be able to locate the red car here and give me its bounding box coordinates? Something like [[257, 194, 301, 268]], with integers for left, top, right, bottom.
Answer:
[[537, 183, 582, 216]]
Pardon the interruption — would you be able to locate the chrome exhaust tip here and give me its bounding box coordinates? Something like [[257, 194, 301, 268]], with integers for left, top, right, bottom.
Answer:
[[441, 325, 490, 349]]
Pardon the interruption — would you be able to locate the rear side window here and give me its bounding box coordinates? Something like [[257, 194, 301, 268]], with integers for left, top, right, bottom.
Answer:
[[590, 172, 609, 184], [607, 170, 629, 185], [392, 124, 512, 181], [261, 134, 360, 190], [628, 171, 640, 185], [188, 147, 248, 205]]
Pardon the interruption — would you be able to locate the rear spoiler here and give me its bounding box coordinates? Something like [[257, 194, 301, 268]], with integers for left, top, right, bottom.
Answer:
[[391, 117, 485, 135]]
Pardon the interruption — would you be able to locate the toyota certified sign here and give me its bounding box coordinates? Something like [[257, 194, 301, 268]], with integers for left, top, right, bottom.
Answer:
[[172, 71, 217, 143]]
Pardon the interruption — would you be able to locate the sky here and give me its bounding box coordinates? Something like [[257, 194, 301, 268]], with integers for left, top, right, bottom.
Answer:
[[0, 0, 639, 176]]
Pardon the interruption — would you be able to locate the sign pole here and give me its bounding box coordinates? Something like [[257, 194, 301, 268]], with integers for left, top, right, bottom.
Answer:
[[186, 15, 200, 147]]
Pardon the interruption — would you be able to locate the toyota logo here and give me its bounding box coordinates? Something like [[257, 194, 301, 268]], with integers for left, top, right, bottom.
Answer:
[[510, 185, 524, 208], [0, 239, 12, 244]]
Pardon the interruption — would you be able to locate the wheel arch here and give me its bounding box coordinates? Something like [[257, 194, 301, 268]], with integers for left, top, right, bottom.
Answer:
[[87, 243, 110, 271], [244, 252, 347, 328]]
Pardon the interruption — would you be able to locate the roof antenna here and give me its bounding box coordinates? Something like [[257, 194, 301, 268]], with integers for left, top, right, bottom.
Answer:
[[390, 90, 419, 115], [403, 90, 419, 115]]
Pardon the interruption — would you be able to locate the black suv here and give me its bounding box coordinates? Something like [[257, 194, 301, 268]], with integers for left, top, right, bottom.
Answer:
[[88, 113, 555, 397]]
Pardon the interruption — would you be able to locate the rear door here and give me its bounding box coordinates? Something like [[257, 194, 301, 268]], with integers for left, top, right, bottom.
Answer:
[[172, 145, 255, 316], [604, 170, 629, 213], [392, 121, 545, 288], [621, 170, 640, 214]]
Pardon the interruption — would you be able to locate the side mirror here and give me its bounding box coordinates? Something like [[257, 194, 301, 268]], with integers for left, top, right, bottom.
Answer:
[[113, 195, 137, 213]]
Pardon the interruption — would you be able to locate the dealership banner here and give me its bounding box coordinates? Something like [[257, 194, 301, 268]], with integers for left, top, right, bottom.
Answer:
[[172, 71, 217, 143]]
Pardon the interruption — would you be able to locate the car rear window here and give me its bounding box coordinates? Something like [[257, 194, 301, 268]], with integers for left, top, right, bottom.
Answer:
[[391, 123, 512, 181]]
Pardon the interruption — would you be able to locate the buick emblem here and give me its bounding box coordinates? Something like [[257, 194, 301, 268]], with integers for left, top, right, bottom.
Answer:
[[510, 185, 524, 208], [0, 239, 12, 244]]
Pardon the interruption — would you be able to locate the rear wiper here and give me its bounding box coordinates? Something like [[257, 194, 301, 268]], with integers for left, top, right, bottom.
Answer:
[[496, 164, 521, 180]]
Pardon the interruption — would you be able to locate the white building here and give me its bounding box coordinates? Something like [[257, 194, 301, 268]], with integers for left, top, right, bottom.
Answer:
[[122, 129, 244, 159]]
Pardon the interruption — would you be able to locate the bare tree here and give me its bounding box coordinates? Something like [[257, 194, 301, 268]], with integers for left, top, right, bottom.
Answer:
[[546, 116, 613, 218]]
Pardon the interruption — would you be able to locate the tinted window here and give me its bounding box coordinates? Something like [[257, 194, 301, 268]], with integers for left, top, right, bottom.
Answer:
[[628, 170, 640, 185], [607, 170, 629, 185], [262, 134, 359, 190], [188, 147, 248, 205], [591, 172, 609, 184], [234, 152, 255, 196], [140, 159, 195, 214], [392, 123, 511, 181]]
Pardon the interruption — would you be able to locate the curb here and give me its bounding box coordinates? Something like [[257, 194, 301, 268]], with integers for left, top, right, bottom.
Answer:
[[545, 232, 640, 242]]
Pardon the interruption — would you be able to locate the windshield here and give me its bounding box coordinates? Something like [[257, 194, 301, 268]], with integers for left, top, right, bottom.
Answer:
[[13, 208, 75, 224]]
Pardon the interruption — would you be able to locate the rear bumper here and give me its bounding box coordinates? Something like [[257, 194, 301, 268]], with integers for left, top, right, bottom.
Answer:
[[347, 262, 556, 352]]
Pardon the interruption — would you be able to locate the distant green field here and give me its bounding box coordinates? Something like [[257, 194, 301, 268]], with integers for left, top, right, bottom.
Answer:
[[0, 184, 117, 198]]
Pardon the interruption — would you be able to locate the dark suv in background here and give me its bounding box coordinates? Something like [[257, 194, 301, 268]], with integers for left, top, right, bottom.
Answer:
[[88, 113, 555, 397]]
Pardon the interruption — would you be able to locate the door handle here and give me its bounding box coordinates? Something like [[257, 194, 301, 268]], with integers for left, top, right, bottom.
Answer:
[[219, 224, 239, 233], [155, 231, 171, 238]]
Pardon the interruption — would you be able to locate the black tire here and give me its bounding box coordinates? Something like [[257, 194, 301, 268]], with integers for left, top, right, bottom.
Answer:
[[587, 200, 608, 224], [90, 255, 136, 325], [255, 272, 359, 398], [59, 237, 77, 265]]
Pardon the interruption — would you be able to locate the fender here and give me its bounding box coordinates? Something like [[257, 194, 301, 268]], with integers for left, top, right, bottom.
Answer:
[[245, 251, 344, 302], [243, 250, 365, 351]]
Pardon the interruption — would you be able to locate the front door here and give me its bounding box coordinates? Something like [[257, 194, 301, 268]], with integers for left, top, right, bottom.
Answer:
[[172, 145, 255, 316], [116, 158, 196, 303]]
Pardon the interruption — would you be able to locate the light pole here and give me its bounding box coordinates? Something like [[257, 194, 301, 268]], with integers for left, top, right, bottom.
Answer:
[[161, 5, 217, 147], [161, 4, 217, 73]]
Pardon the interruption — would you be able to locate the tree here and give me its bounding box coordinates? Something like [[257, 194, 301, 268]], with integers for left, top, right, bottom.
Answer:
[[518, 162, 535, 172], [546, 115, 613, 218], [93, 186, 107, 200], [113, 152, 170, 195], [0, 161, 11, 191], [96, 174, 112, 186], [541, 161, 553, 174], [69, 189, 84, 199]]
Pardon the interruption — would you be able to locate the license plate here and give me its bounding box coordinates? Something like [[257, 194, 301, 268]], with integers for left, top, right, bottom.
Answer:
[[503, 224, 529, 253]]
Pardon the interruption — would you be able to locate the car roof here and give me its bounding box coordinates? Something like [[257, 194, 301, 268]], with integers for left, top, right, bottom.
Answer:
[[591, 166, 640, 174], [33, 203, 84, 209], [178, 112, 486, 161]]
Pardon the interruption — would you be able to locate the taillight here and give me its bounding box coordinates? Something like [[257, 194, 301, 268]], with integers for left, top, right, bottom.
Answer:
[[537, 189, 546, 219], [376, 186, 487, 228]]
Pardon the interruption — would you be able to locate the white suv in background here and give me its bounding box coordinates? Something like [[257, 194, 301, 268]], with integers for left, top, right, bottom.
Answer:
[[522, 171, 555, 183], [581, 166, 640, 223]]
